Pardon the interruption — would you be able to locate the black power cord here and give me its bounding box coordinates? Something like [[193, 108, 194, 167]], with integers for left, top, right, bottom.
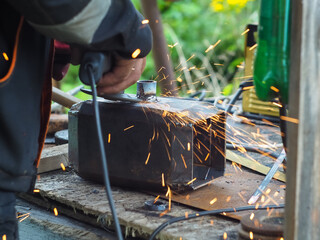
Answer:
[[80, 53, 123, 240], [149, 204, 284, 240]]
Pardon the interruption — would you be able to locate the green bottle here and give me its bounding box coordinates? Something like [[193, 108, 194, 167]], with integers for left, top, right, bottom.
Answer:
[[253, 0, 291, 104]]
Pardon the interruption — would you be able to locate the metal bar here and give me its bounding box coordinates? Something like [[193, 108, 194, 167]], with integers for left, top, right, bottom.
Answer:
[[248, 149, 286, 205]]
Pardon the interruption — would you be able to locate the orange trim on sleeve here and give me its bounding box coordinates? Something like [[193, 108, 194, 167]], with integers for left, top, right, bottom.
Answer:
[[0, 17, 24, 83]]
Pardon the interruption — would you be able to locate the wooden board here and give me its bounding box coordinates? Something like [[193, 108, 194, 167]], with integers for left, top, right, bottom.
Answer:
[[27, 170, 242, 240], [38, 144, 69, 174]]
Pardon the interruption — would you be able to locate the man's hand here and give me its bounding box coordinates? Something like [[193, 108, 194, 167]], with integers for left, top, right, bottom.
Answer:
[[97, 55, 146, 95]]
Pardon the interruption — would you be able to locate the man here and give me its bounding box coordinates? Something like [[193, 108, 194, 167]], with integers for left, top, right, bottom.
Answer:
[[0, 1, 152, 239]]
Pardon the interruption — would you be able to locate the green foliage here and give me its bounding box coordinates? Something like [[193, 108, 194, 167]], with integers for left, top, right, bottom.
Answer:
[[61, 0, 259, 98]]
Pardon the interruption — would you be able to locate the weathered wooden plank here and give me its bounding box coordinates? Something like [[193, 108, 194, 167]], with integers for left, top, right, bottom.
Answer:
[[38, 144, 69, 174], [285, 0, 320, 239], [30, 171, 240, 240]]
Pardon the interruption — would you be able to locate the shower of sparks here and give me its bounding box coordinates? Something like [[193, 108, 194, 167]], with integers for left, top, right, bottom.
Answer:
[[132, 49, 141, 59], [2, 52, 9, 61], [124, 125, 134, 131], [60, 163, 66, 171], [141, 19, 149, 24], [205, 40, 221, 53], [249, 44, 258, 51], [241, 29, 250, 35], [53, 208, 58, 216]]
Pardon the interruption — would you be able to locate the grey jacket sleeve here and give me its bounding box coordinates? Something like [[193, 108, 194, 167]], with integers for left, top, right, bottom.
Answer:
[[6, 0, 152, 59]]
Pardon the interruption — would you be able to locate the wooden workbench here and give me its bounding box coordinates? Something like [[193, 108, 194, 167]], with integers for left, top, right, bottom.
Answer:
[[19, 117, 285, 240]]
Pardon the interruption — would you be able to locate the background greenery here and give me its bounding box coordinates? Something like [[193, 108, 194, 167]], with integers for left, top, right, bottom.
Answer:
[[60, 0, 259, 99]]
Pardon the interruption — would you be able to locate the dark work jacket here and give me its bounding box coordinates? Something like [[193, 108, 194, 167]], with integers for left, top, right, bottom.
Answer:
[[0, 1, 152, 193]]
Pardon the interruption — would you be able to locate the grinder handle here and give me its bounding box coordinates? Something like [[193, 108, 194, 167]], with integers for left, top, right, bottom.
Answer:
[[79, 52, 112, 86]]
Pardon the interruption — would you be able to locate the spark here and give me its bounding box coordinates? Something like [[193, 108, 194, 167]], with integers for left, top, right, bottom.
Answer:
[[185, 212, 189, 219], [187, 178, 197, 185], [181, 154, 187, 168], [18, 213, 30, 222], [243, 86, 254, 91], [272, 102, 282, 108], [255, 203, 260, 209], [204, 153, 210, 161], [270, 86, 280, 92], [249, 231, 254, 239], [186, 54, 195, 62], [108, 133, 111, 143], [159, 210, 169, 217], [223, 232, 227, 239], [280, 116, 299, 124], [236, 65, 244, 69], [266, 188, 271, 194], [249, 44, 258, 51], [2, 52, 9, 61], [60, 163, 66, 171], [210, 220, 214, 225], [154, 195, 160, 204], [141, 19, 149, 24], [241, 29, 250, 35], [145, 152, 151, 165], [165, 186, 172, 210], [214, 63, 224, 66], [250, 213, 255, 220], [53, 208, 58, 216], [33, 189, 40, 193], [168, 42, 178, 48], [210, 197, 217, 205], [162, 173, 165, 187], [124, 125, 134, 131], [185, 195, 190, 200], [226, 196, 231, 202], [205, 40, 221, 53], [177, 76, 183, 82], [2, 235, 6, 240], [187, 142, 191, 151], [131, 49, 141, 59], [280, 238, 284, 240]]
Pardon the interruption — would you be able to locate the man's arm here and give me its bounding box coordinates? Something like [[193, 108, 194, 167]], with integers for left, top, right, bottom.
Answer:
[[6, 0, 152, 59]]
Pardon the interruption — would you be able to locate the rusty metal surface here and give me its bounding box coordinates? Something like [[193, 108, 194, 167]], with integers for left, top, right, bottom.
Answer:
[[162, 163, 285, 220], [69, 97, 226, 192]]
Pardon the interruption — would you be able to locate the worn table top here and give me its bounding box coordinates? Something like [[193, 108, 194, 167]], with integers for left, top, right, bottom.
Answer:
[[20, 114, 285, 240]]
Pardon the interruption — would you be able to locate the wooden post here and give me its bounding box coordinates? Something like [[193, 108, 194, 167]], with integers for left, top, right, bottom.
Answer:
[[140, 0, 178, 96], [285, 0, 320, 239]]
